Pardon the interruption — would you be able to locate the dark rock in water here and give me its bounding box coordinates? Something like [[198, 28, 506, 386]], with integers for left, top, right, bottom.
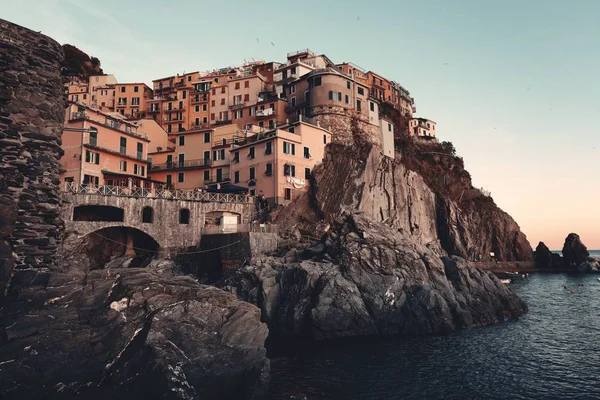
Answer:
[[562, 233, 590, 271], [229, 213, 527, 340], [0, 261, 269, 400], [534, 241, 563, 269]]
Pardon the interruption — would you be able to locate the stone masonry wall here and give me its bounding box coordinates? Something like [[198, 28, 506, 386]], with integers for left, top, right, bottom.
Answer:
[[309, 106, 381, 146], [0, 20, 65, 303]]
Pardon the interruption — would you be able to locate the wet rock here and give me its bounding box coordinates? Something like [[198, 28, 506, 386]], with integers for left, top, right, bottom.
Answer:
[[230, 213, 527, 339], [0, 264, 269, 400]]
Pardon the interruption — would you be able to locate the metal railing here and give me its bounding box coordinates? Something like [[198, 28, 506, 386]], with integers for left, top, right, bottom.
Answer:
[[63, 182, 254, 203], [150, 159, 212, 171]]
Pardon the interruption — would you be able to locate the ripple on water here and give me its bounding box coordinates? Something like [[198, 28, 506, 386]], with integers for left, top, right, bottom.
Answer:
[[268, 274, 600, 400]]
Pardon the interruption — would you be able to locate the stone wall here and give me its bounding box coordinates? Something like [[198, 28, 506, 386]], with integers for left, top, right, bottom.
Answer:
[[309, 106, 381, 146], [0, 19, 65, 302]]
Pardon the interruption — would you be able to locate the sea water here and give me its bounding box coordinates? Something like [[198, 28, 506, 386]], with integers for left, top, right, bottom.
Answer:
[[268, 274, 600, 399]]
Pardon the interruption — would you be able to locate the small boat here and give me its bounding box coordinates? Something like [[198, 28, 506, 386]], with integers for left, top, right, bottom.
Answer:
[[500, 279, 511, 284]]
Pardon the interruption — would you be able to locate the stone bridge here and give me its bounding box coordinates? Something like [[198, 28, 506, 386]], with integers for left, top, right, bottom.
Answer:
[[60, 184, 257, 255]]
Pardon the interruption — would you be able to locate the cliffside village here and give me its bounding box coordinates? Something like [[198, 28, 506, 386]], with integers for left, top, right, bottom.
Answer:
[[63, 49, 438, 206]]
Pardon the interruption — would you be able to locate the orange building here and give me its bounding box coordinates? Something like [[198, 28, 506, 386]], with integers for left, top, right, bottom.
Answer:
[[409, 118, 436, 139], [61, 102, 155, 188], [147, 124, 242, 190], [229, 120, 331, 204], [114, 83, 153, 119]]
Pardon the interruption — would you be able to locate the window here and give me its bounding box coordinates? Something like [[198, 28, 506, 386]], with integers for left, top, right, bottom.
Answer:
[[85, 150, 100, 164], [291, 97, 296, 107], [134, 86, 139, 93], [284, 164, 295, 177], [305, 167, 311, 179], [118, 97, 127, 105], [211, 100, 216, 107], [119, 160, 127, 171], [304, 146, 310, 159], [195, 105, 200, 112], [120, 86, 125, 93], [249, 167, 255, 180], [212, 88, 216, 95], [323, 134, 327, 144], [304, 91, 309, 102], [328, 91, 342, 101], [167, 125, 172, 133], [356, 99, 362, 110], [284, 188, 292, 200], [288, 127, 295, 133], [290, 67, 296, 75], [314, 76, 322, 86], [195, 118, 200, 126], [166, 175, 172, 187], [89, 127, 98, 146], [345, 95, 349, 104], [265, 163, 272, 176], [178, 172, 185, 183], [283, 142, 295, 155], [221, 87, 225, 94], [216, 168, 223, 182], [120, 137, 127, 154], [347, 81, 351, 89], [179, 209, 190, 224], [203, 116, 208, 123], [203, 170, 210, 181], [244, 80, 249, 88], [204, 150, 211, 161], [235, 82, 240, 89], [178, 136, 185, 146], [182, 90, 187, 99], [233, 151, 239, 162], [388, 123, 392, 132], [234, 171, 240, 183], [134, 164, 138, 175], [244, 93, 250, 102], [142, 206, 153, 223], [210, 113, 215, 120], [83, 94, 87, 100], [248, 147, 255, 159], [213, 149, 226, 160], [358, 87, 364, 96], [132, 97, 140, 106], [204, 132, 210, 143], [290, 84, 296, 94], [370, 102, 375, 112], [265, 141, 272, 155], [220, 98, 225, 105], [203, 104, 207, 111]]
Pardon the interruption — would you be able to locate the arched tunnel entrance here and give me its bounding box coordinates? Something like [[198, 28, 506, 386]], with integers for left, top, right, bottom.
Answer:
[[80, 226, 160, 270]]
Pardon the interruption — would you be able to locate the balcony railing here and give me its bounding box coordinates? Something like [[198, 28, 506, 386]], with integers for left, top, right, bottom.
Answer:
[[164, 105, 185, 112], [229, 102, 245, 110], [63, 182, 254, 204], [147, 107, 160, 113], [83, 141, 148, 162], [68, 112, 148, 140], [163, 115, 185, 123], [150, 158, 211, 171], [201, 223, 277, 235], [255, 108, 275, 118]]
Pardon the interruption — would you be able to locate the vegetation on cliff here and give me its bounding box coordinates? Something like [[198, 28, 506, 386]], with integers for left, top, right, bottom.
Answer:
[[61, 44, 103, 81]]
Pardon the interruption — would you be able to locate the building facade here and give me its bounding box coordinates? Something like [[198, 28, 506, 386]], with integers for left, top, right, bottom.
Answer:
[[409, 118, 437, 139]]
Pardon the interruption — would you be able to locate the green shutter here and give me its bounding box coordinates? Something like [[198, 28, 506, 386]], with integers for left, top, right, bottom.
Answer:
[[85, 150, 90, 162], [95, 153, 100, 165]]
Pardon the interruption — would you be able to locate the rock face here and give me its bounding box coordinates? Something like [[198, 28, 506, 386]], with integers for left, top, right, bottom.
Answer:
[[286, 143, 532, 262], [562, 233, 590, 270], [533, 241, 562, 270], [230, 213, 527, 339], [0, 19, 65, 304], [0, 262, 270, 400]]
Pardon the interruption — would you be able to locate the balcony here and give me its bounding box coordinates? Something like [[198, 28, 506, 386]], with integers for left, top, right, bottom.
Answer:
[[190, 121, 210, 129], [164, 105, 185, 112], [116, 102, 127, 107], [147, 107, 161, 113], [229, 102, 245, 110], [83, 140, 148, 163], [150, 159, 212, 172], [163, 115, 185, 123], [255, 108, 275, 118], [191, 94, 209, 104]]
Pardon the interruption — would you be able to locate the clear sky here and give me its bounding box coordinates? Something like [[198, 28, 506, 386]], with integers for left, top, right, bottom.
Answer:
[[3, 0, 599, 249]]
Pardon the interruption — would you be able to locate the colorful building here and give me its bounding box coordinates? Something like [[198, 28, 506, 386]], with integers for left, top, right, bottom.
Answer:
[[229, 120, 331, 204], [409, 117, 437, 139], [61, 102, 155, 188], [114, 83, 153, 119]]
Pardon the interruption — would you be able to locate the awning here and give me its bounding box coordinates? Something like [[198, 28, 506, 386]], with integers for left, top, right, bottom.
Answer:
[[205, 183, 249, 194]]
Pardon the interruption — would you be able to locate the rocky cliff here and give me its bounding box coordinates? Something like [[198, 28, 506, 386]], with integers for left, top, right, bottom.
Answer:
[[230, 213, 527, 339], [61, 44, 103, 82], [278, 135, 532, 262]]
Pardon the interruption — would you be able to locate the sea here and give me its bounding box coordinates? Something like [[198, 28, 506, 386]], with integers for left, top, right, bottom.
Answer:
[[267, 264, 600, 399]]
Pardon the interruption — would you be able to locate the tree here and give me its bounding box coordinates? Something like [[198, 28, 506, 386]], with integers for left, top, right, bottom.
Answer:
[[441, 141, 456, 156]]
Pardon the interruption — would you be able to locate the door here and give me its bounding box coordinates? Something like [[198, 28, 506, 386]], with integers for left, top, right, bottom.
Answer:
[[178, 153, 185, 167], [216, 168, 222, 182], [166, 155, 173, 168]]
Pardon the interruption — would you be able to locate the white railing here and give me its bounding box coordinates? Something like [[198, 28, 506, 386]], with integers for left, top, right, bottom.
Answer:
[[63, 182, 254, 204]]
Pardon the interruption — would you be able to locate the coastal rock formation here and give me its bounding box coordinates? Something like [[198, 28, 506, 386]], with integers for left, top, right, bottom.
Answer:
[[230, 213, 527, 339], [562, 233, 590, 270], [534, 242, 563, 270], [278, 141, 532, 262], [0, 262, 270, 400]]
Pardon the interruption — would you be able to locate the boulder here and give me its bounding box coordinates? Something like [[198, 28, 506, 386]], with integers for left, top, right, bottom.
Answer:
[[0, 263, 269, 400], [562, 233, 590, 270], [534, 241, 562, 269], [229, 213, 527, 339]]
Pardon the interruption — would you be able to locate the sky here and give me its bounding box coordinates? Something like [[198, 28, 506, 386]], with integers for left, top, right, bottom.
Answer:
[[3, 0, 599, 249]]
